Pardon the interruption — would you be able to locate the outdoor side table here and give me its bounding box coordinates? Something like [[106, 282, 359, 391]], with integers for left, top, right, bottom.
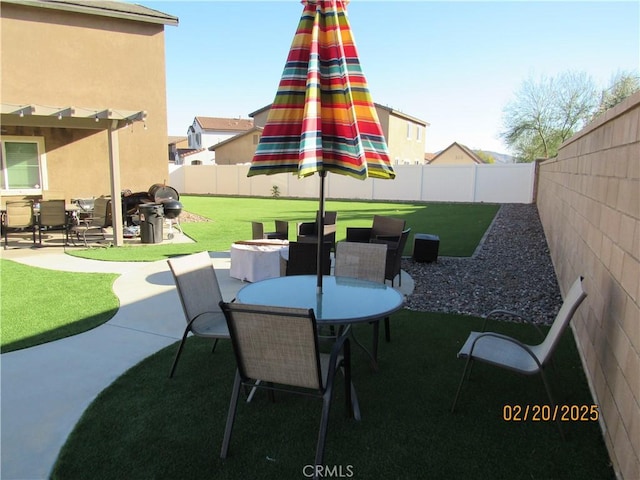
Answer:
[[413, 233, 440, 263]]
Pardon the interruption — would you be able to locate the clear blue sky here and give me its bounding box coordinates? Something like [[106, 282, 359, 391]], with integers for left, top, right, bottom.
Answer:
[[141, 1, 639, 155]]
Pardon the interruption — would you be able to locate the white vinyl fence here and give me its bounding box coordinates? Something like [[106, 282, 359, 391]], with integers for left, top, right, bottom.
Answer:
[[169, 163, 536, 204]]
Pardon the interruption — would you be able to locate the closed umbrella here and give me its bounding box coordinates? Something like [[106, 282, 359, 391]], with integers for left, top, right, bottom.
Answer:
[[248, 0, 395, 292]]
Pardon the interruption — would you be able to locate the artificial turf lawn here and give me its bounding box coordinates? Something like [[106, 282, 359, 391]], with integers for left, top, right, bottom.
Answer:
[[51, 310, 613, 480], [0, 259, 119, 353], [67, 197, 500, 262]]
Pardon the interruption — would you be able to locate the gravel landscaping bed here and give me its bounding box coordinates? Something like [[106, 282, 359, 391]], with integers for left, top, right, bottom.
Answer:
[[403, 203, 562, 324]]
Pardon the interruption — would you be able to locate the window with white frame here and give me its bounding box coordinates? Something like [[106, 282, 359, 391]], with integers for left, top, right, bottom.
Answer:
[[1, 136, 47, 195], [406, 122, 412, 140], [416, 125, 422, 142]]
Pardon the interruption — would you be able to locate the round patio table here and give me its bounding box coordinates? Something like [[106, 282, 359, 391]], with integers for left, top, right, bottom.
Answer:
[[236, 274, 405, 325]]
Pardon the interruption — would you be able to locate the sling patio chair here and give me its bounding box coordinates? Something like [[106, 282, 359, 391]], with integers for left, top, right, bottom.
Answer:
[[2, 200, 37, 249], [38, 199, 71, 247], [451, 276, 587, 437], [218, 301, 353, 475], [167, 251, 230, 378], [334, 241, 388, 369], [71, 196, 112, 246]]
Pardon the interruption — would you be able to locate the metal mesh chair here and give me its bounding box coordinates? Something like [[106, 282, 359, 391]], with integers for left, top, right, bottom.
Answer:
[[38, 199, 70, 246], [219, 301, 353, 472], [451, 276, 587, 437], [167, 251, 230, 378], [334, 241, 388, 369], [2, 200, 36, 249], [71, 196, 111, 246]]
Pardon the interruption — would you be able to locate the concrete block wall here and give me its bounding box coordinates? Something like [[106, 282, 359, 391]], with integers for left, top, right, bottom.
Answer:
[[537, 91, 640, 480]]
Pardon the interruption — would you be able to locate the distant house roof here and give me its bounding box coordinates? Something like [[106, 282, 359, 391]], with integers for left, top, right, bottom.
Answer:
[[424, 152, 436, 162], [180, 148, 207, 157], [208, 126, 263, 151], [248, 103, 430, 127], [195, 116, 254, 132], [2, 0, 179, 25], [168, 136, 187, 145], [427, 142, 485, 164]]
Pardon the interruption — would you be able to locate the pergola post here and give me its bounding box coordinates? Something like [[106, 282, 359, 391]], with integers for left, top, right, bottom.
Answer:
[[107, 120, 124, 246]]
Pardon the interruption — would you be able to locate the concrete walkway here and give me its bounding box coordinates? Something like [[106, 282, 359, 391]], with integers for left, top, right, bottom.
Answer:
[[1, 242, 413, 479]]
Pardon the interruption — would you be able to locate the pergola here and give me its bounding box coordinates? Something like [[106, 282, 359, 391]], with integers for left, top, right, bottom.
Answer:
[[1, 102, 148, 246]]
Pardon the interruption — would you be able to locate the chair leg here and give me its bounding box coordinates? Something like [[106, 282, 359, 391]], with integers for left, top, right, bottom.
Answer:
[[539, 369, 565, 440], [211, 338, 220, 353], [221, 370, 242, 459], [315, 393, 332, 474], [451, 357, 474, 413], [168, 328, 190, 378]]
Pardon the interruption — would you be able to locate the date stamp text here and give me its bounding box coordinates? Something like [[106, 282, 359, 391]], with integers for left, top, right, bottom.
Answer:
[[502, 404, 599, 422]]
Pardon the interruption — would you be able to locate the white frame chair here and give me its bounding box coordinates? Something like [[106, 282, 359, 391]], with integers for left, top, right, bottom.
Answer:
[[167, 251, 230, 378], [451, 276, 587, 437]]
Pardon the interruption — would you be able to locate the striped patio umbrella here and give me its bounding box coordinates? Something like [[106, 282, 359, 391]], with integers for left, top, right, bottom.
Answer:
[[248, 0, 395, 291]]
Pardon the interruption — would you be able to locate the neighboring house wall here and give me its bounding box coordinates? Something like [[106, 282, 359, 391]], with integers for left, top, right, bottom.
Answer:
[[211, 128, 262, 165], [537, 91, 640, 480], [187, 117, 254, 154], [376, 105, 427, 165], [429, 142, 484, 165], [0, 1, 175, 199]]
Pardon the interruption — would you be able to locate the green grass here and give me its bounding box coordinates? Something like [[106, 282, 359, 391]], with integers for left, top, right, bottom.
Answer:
[[51, 310, 613, 480], [2, 199, 497, 351], [68, 196, 500, 262], [0, 259, 119, 353]]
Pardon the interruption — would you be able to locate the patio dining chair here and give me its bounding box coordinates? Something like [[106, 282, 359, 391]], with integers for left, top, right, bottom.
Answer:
[[38, 199, 70, 246], [334, 241, 388, 369], [2, 200, 37, 249], [218, 301, 353, 473], [167, 251, 230, 378], [451, 276, 587, 437], [71, 196, 112, 246]]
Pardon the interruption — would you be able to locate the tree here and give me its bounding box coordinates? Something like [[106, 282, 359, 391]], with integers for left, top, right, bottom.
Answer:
[[500, 71, 597, 162], [593, 70, 640, 118], [475, 151, 496, 164]]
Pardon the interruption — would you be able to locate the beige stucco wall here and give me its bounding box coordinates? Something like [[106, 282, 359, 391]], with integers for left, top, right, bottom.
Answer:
[[537, 91, 640, 480], [383, 110, 425, 165], [214, 132, 261, 165], [0, 3, 170, 199], [430, 144, 479, 165]]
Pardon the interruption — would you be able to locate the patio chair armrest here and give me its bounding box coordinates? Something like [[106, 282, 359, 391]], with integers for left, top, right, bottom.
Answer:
[[468, 332, 543, 370], [345, 227, 371, 243]]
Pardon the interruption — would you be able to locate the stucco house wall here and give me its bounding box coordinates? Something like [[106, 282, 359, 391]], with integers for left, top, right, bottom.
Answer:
[[377, 105, 427, 165], [429, 142, 484, 165], [537, 91, 640, 480], [210, 128, 263, 165], [0, 0, 176, 200]]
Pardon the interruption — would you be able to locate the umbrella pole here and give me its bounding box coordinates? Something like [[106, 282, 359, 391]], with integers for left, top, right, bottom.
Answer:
[[316, 170, 327, 294]]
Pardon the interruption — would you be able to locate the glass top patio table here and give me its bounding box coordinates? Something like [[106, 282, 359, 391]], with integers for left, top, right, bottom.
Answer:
[[236, 275, 405, 325]]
